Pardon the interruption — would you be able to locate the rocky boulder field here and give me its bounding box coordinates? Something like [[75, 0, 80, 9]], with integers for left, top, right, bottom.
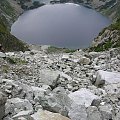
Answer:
[[0, 45, 120, 120]]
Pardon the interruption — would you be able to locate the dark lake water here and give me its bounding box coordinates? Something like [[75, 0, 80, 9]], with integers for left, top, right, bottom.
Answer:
[[11, 3, 111, 49]]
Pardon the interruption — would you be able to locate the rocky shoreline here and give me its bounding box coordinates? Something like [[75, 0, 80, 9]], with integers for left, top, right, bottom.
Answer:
[[0, 45, 120, 120]]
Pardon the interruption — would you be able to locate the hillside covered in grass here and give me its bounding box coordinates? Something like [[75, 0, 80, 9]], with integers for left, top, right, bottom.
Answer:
[[89, 18, 120, 52], [0, 0, 28, 52], [0, 17, 28, 52]]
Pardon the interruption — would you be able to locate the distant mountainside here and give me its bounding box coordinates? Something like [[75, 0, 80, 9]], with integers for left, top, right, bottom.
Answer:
[[0, 0, 120, 52], [9, 0, 120, 20], [88, 18, 120, 52], [73, 0, 119, 20]]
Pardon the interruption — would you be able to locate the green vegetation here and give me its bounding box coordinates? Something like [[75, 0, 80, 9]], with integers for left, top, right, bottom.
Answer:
[[0, 0, 29, 52], [47, 46, 76, 54], [0, 16, 29, 52], [1, 65, 9, 73], [7, 57, 28, 64], [109, 18, 120, 30], [0, 0, 16, 20], [89, 17, 120, 52], [0, 18, 8, 33], [93, 40, 113, 52]]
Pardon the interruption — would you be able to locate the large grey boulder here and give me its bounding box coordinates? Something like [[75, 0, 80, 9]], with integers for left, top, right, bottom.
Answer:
[[68, 104, 87, 120], [87, 106, 102, 120], [114, 111, 120, 120], [1, 79, 34, 101], [39, 69, 60, 88], [0, 92, 7, 120], [99, 104, 113, 120], [17, 83, 34, 100], [31, 109, 71, 120], [68, 88, 99, 107], [95, 70, 120, 87], [31, 86, 47, 103], [40, 91, 72, 116], [5, 98, 33, 116], [0, 52, 6, 58]]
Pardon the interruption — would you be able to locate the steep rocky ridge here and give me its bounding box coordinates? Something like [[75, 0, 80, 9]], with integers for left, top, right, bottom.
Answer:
[[89, 18, 120, 52], [64, 0, 120, 20]]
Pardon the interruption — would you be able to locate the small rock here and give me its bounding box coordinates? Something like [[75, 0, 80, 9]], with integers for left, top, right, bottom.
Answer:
[[78, 57, 91, 65], [12, 110, 33, 120], [91, 99, 101, 107], [0, 52, 6, 58]]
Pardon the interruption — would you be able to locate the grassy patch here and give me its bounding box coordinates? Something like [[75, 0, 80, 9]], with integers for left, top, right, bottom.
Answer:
[[1, 65, 9, 73], [109, 18, 120, 31], [89, 17, 120, 52], [0, 0, 15, 18], [90, 40, 118, 52], [7, 57, 28, 65], [0, 16, 29, 52], [0, 17, 8, 33], [47, 46, 76, 54]]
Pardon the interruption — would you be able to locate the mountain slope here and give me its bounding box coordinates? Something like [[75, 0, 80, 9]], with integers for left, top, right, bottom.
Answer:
[[0, 0, 28, 52], [74, 0, 120, 20], [100, 0, 120, 20], [89, 18, 120, 52]]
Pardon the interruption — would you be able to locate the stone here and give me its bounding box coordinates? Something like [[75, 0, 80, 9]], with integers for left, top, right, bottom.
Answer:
[[59, 72, 72, 81], [5, 98, 33, 116], [52, 86, 66, 93], [89, 52, 99, 58], [104, 83, 120, 94], [87, 106, 102, 120], [0, 92, 7, 120], [35, 104, 43, 111], [78, 57, 91, 65], [18, 83, 34, 100], [91, 99, 101, 107], [3, 117, 14, 120], [68, 88, 99, 107], [99, 104, 113, 120], [31, 109, 71, 120], [68, 103, 87, 120], [61, 54, 70, 61], [31, 86, 46, 103], [12, 110, 33, 120], [114, 111, 120, 120], [0, 52, 6, 58], [95, 70, 120, 86], [1, 79, 34, 100], [39, 69, 60, 88], [40, 92, 72, 116]]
